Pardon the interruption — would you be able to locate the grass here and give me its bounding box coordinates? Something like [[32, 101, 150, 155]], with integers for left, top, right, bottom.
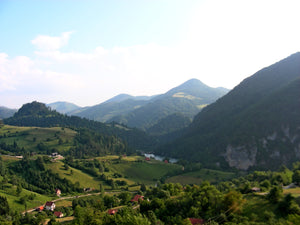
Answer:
[[46, 161, 101, 190], [109, 159, 181, 184], [0, 155, 21, 161], [0, 184, 50, 212], [166, 168, 236, 185], [0, 125, 77, 153], [55, 199, 73, 207], [242, 194, 277, 222], [283, 187, 300, 197], [57, 216, 74, 223]]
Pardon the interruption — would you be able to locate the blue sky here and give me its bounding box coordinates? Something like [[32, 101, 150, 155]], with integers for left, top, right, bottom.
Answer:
[[1, 0, 300, 108]]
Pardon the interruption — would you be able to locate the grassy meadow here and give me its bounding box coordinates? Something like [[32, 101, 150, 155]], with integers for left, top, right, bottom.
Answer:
[[166, 168, 236, 185]]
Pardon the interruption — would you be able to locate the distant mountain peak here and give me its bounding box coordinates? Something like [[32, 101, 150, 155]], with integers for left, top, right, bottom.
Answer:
[[103, 94, 134, 103], [47, 101, 81, 114], [15, 101, 58, 117]]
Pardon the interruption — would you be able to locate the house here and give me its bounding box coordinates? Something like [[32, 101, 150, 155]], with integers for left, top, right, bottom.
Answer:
[[45, 201, 56, 211], [54, 211, 63, 218], [189, 218, 205, 225], [107, 209, 118, 215], [83, 187, 93, 192], [35, 206, 44, 212], [251, 187, 261, 192], [55, 188, 61, 196], [145, 157, 151, 161], [51, 152, 59, 157], [164, 160, 168, 163], [131, 194, 144, 202]]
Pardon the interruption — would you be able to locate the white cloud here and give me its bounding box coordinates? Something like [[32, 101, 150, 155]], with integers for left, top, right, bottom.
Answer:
[[31, 31, 73, 51]]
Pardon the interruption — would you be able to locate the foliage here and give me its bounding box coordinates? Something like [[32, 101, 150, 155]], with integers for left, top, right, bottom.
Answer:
[[3, 101, 158, 151], [266, 186, 283, 203], [157, 53, 300, 170], [110, 79, 228, 131]]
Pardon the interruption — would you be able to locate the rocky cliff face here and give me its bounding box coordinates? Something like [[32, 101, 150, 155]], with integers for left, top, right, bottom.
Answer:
[[225, 145, 257, 170], [224, 125, 300, 170]]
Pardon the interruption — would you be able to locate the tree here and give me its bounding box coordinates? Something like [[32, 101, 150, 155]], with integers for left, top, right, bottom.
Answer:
[[100, 183, 104, 198], [292, 170, 300, 185], [223, 190, 245, 213], [118, 192, 132, 205], [278, 193, 300, 215], [267, 186, 282, 203], [0, 196, 9, 215], [141, 183, 147, 192], [16, 183, 22, 196]]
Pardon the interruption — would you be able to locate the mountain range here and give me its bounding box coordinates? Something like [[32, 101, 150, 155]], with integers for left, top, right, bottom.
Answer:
[[66, 79, 229, 132], [1, 79, 229, 135], [42, 79, 229, 133], [0, 106, 17, 119], [157, 52, 300, 170], [2, 53, 299, 171]]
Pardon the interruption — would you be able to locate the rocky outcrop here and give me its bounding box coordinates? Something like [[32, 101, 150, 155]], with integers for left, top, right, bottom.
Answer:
[[225, 145, 257, 170], [224, 126, 300, 170]]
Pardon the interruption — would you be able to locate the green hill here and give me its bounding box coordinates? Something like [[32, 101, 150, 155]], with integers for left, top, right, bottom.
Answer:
[[146, 113, 192, 136], [0, 106, 17, 119], [69, 94, 156, 122], [3, 101, 157, 151], [157, 52, 300, 170], [110, 79, 229, 130], [47, 101, 81, 114], [72, 98, 149, 122]]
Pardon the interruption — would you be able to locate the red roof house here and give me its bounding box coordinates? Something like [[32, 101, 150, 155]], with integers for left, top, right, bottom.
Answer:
[[189, 218, 205, 225], [107, 209, 118, 215], [131, 194, 144, 202], [54, 211, 63, 218], [145, 157, 151, 161], [45, 201, 56, 211]]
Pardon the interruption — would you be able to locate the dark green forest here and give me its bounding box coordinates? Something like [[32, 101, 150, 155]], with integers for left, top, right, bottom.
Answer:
[[157, 53, 300, 170]]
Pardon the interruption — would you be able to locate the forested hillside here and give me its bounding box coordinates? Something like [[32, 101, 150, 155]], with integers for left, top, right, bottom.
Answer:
[[111, 79, 229, 130], [157, 52, 300, 170], [3, 102, 157, 151]]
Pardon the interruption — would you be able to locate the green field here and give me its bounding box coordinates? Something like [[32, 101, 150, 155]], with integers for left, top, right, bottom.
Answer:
[[0, 125, 77, 153], [109, 159, 181, 184], [165, 168, 236, 185], [0, 183, 50, 212], [46, 161, 102, 190], [283, 187, 300, 197]]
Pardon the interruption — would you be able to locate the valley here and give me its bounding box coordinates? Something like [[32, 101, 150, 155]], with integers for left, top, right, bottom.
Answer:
[[0, 53, 299, 224]]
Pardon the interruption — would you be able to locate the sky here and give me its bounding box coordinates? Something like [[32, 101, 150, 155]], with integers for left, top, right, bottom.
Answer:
[[1, 0, 300, 108]]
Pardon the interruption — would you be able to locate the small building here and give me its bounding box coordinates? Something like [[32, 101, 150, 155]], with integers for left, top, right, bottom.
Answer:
[[131, 194, 144, 202], [54, 211, 63, 218], [189, 218, 205, 225], [145, 157, 150, 161], [107, 209, 118, 215], [55, 188, 61, 197], [83, 187, 93, 192], [51, 152, 59, 157], [35, 206, 44, 212], [251, 187, 261, 192], [164, 160, 168, 163], [45, 201, 56, 211]]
